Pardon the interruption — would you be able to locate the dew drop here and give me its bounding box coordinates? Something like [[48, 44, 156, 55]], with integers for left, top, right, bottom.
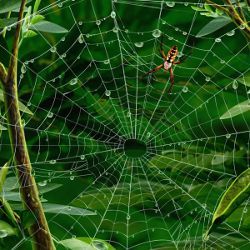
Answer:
[[126, 215, 130, 220], [104, 59, 110, 64], [112, 27, 118, 33], [127, 111, 131, 117], [49, 159, 56, 165], [226, 30, 235, 36], [58, 3, 63, 7], [78, 34, 84, 44], [162, 20, 166, 25], [152, 29, 161, 38], [70, 176, 75, 181], [182, 31, 187, 36], [38, 180, 47, 187], [166, 2, 175, 7], [220, 60, 225, 64], [232, 80, 238, 89], [78, 21, 83, 26], [92, 240, 108, 250], [134, 42, 144, 48], [70, 78, 78, 85], [96, 20, 101, 26], [240, 23, 246, 29], [47, 111, 54, 118], [111, 11, 116, 18], [61, 37, 65, 41], [182, 86, 188, 93], [50, 46, 56, 53], [215, 37, 221, 43], [226, 133, 231, 139], [243, 208, 248, 213], [80, 155, 85, 160], [105, 90, 111, 96]]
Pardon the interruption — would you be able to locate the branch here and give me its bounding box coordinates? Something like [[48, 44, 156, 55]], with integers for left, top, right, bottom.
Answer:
[[1, 1, 56, 249]]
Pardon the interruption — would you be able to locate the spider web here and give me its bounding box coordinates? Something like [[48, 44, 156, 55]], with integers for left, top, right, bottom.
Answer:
[[1, 0, 250, 249]]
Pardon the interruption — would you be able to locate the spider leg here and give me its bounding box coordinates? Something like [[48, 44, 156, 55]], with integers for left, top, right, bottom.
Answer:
[[143, 64, 163, 77], [167, 67, 174, 93]]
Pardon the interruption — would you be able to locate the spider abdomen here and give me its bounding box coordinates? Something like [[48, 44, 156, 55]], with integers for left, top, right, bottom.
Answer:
[[167, 45, 178, 63]]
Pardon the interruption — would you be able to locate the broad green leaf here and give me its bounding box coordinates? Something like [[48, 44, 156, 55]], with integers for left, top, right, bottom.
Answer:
[[30, 21, 68, 34], [196, 17, 231, 37], [59, 239, 95, 250], [204, 3, 213, 12], [0, 90, 33, 115], [24, 30, 37, 38], [33, 0, 42, 13], [0, 18, 17, 28], [42, 203, 96, 216], [79, 237, 116, 250], [220, 100, 250, 119], [0, 220, 17, 238], [38, 183, 62, 194], [0, 162, 9, 193], [59, 238, 115, 250], [205, 168, 250, 237], [237, 72, 250, 87], [0, 0, 31, 14], [30, 14, 45, 25]]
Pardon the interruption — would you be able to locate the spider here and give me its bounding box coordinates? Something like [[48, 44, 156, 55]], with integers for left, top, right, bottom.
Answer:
[[144, 36, 188, 93]]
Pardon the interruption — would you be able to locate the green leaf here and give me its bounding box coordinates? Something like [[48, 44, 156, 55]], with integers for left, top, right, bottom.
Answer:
[[0, 220, 17, 238], [42, 203, 96, 216], [0, 0, 31, 14], [220, 100, 250, 119], [211, 153, 229, 165], [0, 124, 7, 130], [0, 18, 17, 28], [237, 72, 250, 87], [0, 89, 33, 115], [0, 198, 20, 225], [30, 14, 45, 25], [33, 0, 41, 13], [24, 30, 37, 38], [59, 238, 116, 250], [196, 17, 231, 37], [59, 239, 96, 250], [30, 21, 68, 34], [205, 168, 250, 237], [0, 162, 9, 194], [204, 3, 213, 12]]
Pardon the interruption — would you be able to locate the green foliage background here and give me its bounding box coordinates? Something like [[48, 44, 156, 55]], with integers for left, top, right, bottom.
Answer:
[[0, 0, 249, 249]]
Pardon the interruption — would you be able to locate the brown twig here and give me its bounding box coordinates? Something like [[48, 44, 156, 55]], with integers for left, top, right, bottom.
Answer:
[[0, 1, 55, 249]]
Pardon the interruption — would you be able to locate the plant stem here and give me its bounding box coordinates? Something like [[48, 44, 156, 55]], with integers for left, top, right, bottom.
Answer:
[[0, 1, 55, 249]]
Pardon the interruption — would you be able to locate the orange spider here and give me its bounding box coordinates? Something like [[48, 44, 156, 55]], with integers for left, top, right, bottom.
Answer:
[[144, 37, 187, 93]]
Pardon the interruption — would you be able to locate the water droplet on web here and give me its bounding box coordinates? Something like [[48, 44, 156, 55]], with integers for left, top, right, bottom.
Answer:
[[0, 230, 8, 238], [162, 20, 166, 25], [226, 30, 235, 36], [78, 34, 84, 43], [104, 59, 110, 64], [184, 2, 189, 6], [182, 86, 188, 93], [112, 27, 118, 33], [21, 64, 27, 74], [80, 155, 85, 160], [96, 20, 101, 26], [61, 37, 65, 41], [182, 31, 187, 36], [78, 21, 83, 26], [215, 38, 221, 43], [105, 90, 111, 96], [70, 176, 75, 181], [47, 112, 54, 118], [70, 78, 78, 85], [146, 132, 151, 138], [50, 159, 56, 165], [243, 208, 248, 213], [126, 215, 130, 220], [226, 133, 231, 139], [58, 3, 63, 8], [110, 11, 116, 18], [205, 77, 210, 82], [134, 42, 144, 48], [220, 60, 225, 64], [127, 111, 131, 117], [92, 240, 108, 250], [232, 80, 238, 89], [50, 46, 56, 53], [152, 29, 161, 38], [240, 23, 246, 29], [166, 2, 175, 7], [38, 180, 47, 187], [168, 36, 173, 40]]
